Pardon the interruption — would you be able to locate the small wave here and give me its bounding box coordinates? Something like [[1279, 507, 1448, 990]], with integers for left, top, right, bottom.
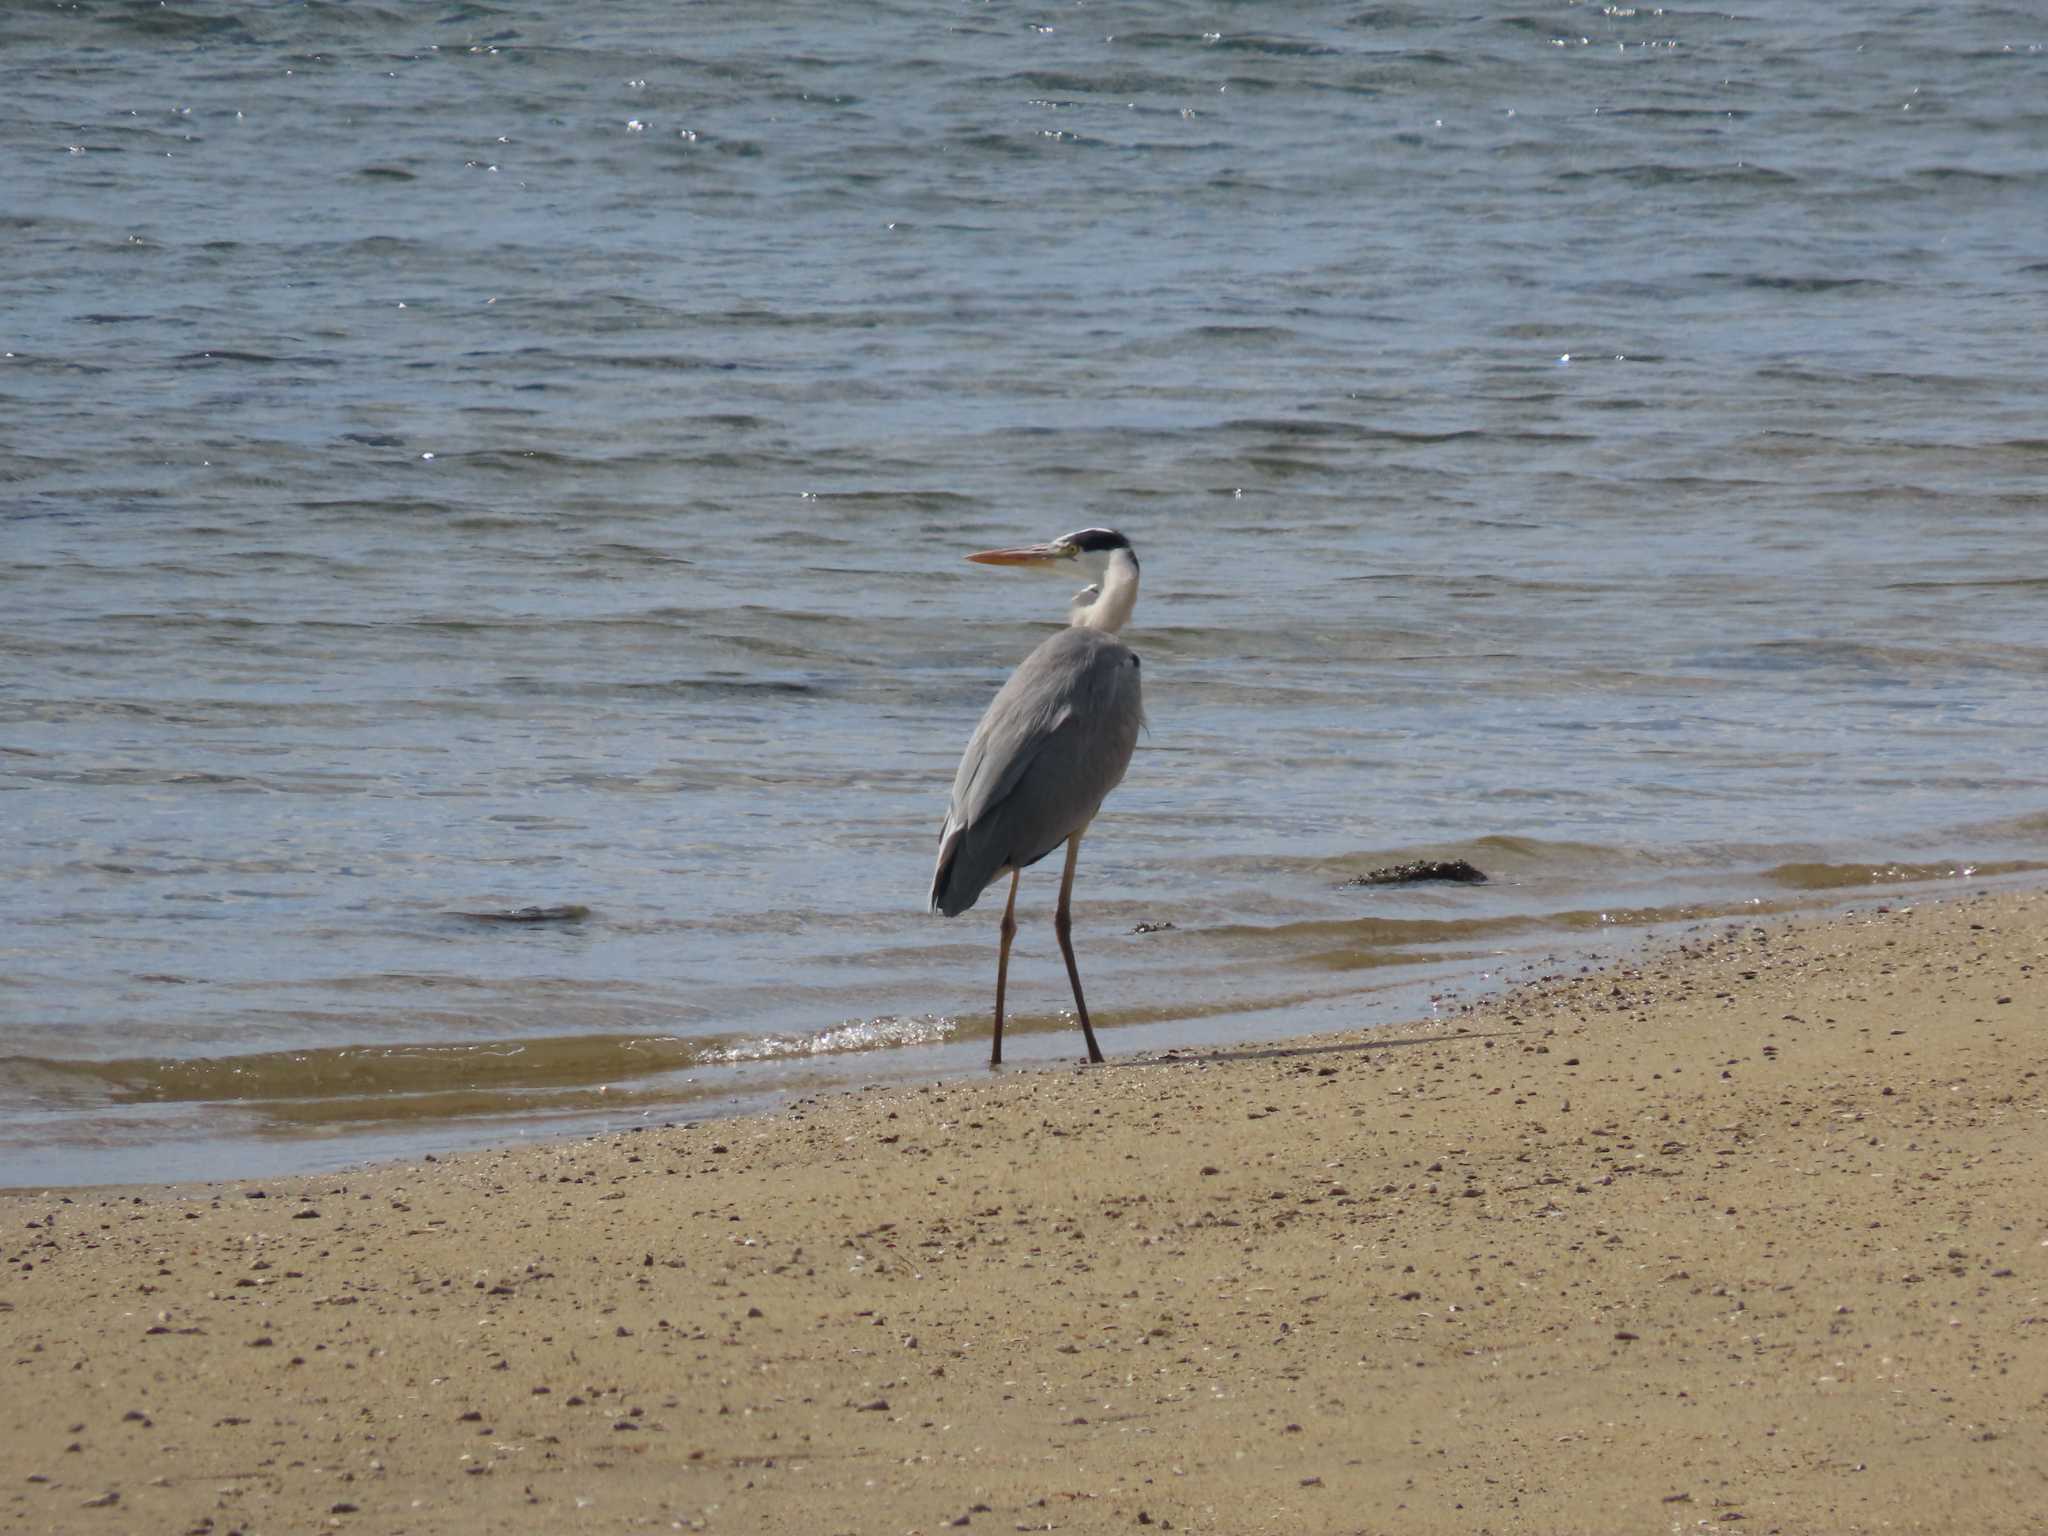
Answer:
[[698, 1014, 956, 1065], [327, 234, 433, 256], [1883, 575, 2048, 592], [798, 488, 979, 510], [1217, 417, 1590, 447], [946, 130, 1048, 159], [1208, 34, 1341, 58], [532, 351, 742, 373], [587, 540, 696, 566], [1558, 164, 1799, 187], [1909, 166, 2033, 186], [1762, 859, 2042, 892], [498, 674, 824, 700], [1344, 6, 1429, 29], [1720, 638, 2039, 676], [89, 5, 255, 40], [0, 1032, 704, 1108], [1000, 69, 1191, 99], [1184, 324, 1300, 343], [1741, 274, 1890, 293], [1692, 272, 1889, 294], [684, 413, 770, 431], [293, 3, 415, 36], [175, 350, 341, 368], [1603, 106, 1753, 120], [430, 3, 516, 24]]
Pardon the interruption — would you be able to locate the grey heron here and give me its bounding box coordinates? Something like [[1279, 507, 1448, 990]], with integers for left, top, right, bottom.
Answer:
[[931, 528, 1144, 1066]]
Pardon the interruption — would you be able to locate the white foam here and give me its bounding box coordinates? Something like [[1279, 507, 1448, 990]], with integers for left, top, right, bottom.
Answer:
[[699, 1014, 957, 1066]]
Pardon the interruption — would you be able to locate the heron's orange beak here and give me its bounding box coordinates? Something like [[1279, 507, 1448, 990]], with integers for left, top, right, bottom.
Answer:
[[966, 541, 1073, 567]]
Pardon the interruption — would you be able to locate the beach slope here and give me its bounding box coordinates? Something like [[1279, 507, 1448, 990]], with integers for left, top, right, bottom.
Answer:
[[4, 890, 2044, 1534]]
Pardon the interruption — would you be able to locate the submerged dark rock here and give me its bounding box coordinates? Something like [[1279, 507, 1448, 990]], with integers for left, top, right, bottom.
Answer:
[[1342, 859, 1488, 888]]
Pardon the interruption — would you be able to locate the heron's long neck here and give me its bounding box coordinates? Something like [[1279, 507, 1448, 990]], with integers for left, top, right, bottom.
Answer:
[[1073, 549, 1140, 634]]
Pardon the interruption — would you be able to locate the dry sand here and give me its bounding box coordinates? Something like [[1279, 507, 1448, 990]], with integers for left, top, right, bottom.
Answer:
[[4, 887, 2044, 1535]]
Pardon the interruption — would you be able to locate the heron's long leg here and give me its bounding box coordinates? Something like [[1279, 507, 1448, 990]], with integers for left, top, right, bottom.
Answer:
[[990, 868, 1020, 1067], [1053, 831, 1106, 1065]]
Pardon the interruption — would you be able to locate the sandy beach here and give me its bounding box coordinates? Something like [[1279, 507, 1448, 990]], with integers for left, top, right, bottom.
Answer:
[[3, 887, 2043, 1535]]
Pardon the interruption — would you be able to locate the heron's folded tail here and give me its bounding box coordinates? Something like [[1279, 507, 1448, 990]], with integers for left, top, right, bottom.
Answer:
[[930, 824, 994, 918]]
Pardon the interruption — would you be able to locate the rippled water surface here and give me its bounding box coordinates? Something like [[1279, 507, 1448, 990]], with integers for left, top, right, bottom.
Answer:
[[4, 1, 2045, 1184]]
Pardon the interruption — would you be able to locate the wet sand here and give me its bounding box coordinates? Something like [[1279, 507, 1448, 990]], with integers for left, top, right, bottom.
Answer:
[[4, 888, 2044, 1535]]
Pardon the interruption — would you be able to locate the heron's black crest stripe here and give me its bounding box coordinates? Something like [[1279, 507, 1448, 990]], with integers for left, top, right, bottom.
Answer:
[[1065, 527, 1130, 554]]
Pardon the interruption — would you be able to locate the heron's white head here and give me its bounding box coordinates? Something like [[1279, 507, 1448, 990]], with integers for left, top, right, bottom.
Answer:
[[965, 527, 1140, 634]]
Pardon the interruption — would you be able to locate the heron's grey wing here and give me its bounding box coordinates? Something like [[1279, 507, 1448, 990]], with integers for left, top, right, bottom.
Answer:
[[945, 653, 1075, 836], [931, 628, 1142, 916]]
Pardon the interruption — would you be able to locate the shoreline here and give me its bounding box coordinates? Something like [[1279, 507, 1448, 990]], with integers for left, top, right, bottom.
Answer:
[[3, 887, 2044, 1533], [10, 860, 2045, 1193]]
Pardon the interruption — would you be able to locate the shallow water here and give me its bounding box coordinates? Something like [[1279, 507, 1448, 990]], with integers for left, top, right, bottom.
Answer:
[[3, 2, 2045, 1185]]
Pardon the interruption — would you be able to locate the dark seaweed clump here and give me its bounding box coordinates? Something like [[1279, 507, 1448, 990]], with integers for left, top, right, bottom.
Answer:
[[1342, 860, 1488, 888]]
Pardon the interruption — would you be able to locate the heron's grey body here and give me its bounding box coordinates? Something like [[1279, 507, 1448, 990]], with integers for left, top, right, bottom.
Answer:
[[930, 625, 1142, 918], [930, 527, 1144, 1066]]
